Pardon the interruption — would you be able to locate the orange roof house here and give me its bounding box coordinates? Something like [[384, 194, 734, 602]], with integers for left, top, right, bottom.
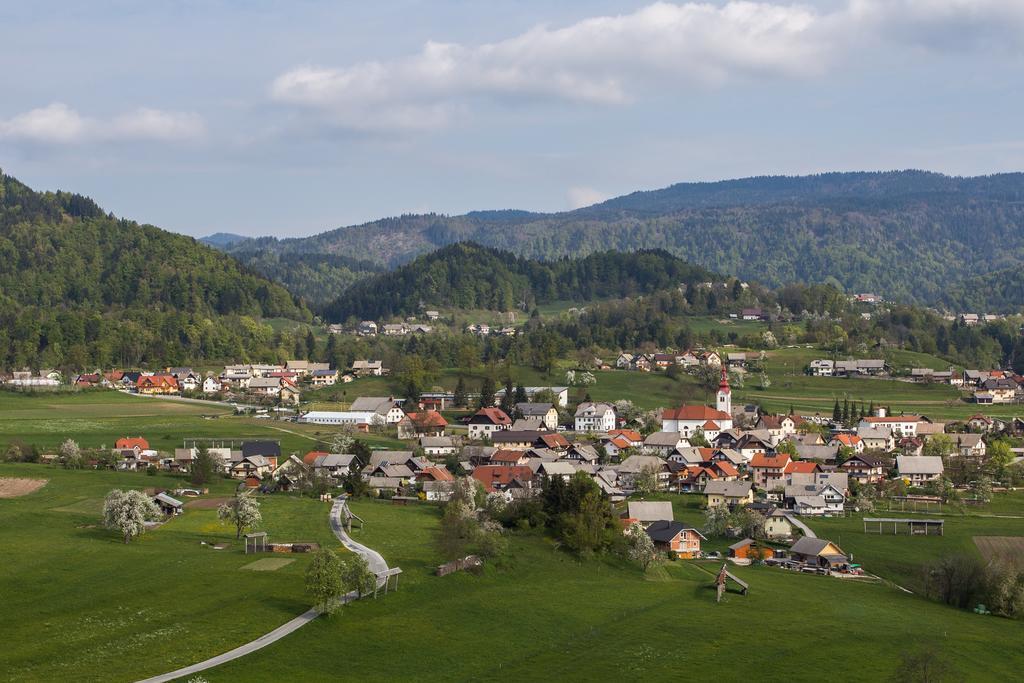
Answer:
[[471, 465, 533, 493], [303, 450, 329, 466], [115, 437, 150, 451], [784, 461, 822, 475]]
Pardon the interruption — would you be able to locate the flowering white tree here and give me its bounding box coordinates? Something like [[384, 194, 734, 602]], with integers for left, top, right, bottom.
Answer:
[[103, 489, 160, 543], [625, 522, 658, 570], [329, 431, 354, 454], [59, 438, 82, 469], [218, 492, 262, 539]]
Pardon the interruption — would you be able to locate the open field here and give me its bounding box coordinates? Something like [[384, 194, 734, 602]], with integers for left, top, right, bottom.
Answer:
[[0, 391, 404, 454], [204, 498, 1024, 682], [0, 464, 338, 682], [974, 536, 1024, 565]]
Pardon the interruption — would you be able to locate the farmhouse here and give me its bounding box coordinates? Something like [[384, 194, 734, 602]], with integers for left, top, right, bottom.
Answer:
[[467, 408, 513, 440], [351, 360, 383, 377], [516, 402, 559, 430]]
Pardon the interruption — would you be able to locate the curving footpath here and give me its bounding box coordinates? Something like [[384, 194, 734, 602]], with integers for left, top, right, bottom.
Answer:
[[136, 497, 388, 683]]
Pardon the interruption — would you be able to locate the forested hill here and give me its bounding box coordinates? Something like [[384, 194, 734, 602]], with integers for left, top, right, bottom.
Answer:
[[322, 243, 716, 321], [0, 171, 310, 369], [220, 170, 1024, 310]]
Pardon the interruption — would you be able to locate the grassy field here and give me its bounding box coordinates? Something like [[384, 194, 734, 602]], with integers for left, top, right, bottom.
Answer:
[[0, 390, 405, 454], [0, 464, 338, 682], [203, 499, 1024, 682]]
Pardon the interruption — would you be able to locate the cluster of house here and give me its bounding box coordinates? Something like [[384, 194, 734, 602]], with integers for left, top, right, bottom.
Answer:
[[622, 500, 856, 574], [465, 323, 517, 336], [67, 359, 399, 403], [352, 320, 435, 336], [84, 437, 286, 483], [616, 349, 722, 372]]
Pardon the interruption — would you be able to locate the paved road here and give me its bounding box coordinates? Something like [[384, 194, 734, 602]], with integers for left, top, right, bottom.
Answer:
[[136, 497, 389, 683]]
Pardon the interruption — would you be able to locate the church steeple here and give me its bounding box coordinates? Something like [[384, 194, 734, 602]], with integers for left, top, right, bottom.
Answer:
[[716, 365, 731, 416]]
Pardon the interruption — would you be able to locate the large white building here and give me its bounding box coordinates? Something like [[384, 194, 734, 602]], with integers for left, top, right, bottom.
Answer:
[[574, 402, 616, 432], [662, 368, 734, 437]]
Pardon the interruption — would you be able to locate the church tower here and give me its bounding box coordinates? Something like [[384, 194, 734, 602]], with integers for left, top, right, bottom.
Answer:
[[716, 365, 731, 416]]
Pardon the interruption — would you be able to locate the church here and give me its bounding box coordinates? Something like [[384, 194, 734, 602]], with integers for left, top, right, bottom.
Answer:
[[661, 366, 734, 439]]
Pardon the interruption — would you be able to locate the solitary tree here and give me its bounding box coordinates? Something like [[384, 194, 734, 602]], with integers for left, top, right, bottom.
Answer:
[[479, 376, 496, 409], [624, 521, 659, 571], [305, 548, 344, 614], [59, 438, 82, 469], [453, 376, 468, 408], [189, 446, 219, 486], [218, 492, 262, 539], [103, 489, 160, 544]]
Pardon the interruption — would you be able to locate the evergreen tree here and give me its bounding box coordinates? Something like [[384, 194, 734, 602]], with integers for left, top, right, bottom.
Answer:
[[514, 383, 528, 406], [479, 376, 496, 409], [842, 398, 850, 424], [305, 329, 316, 359], [832, 399, 842, 422], [500, 377, 515, 415], [453, 376, 468, 408], [868, 401, 875, 417]]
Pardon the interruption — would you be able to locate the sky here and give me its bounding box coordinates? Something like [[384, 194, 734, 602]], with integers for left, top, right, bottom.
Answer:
[[1, 0, 1024, 238]]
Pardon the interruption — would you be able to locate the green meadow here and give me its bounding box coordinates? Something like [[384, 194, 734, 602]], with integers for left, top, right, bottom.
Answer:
[[0, 464, 338, 682], [3, 467, 1023, 681], [205, 499, 1024, 682]]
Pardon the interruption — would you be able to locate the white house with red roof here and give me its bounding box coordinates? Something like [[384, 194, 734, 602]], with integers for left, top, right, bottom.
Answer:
[[661, 367, 734, 437]]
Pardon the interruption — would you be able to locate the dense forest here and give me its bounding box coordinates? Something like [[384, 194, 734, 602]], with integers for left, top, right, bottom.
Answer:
[[0, 171, 311, 369], [321, 244, 716, 321], [217, 171, 1024, 311], [226, 251, 382, 309]]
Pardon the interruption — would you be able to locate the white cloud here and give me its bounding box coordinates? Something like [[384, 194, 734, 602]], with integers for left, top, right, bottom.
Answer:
[[270, 1, 1024, 132], [567, 186, 608, 209], [0, 103, 205, 144], [271, 1, 827, 130]]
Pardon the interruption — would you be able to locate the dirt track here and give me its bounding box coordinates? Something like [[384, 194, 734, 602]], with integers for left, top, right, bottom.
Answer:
[[0, 477, 48, 498]]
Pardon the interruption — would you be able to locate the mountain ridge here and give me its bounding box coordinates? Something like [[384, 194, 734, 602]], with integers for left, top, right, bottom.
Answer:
[[217, 170, 1024, 311]]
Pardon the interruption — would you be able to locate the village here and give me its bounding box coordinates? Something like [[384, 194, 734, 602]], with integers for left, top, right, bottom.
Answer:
[[61, 360, 1022, 584]]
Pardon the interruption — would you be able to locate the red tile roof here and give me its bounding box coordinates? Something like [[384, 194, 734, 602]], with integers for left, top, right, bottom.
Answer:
[[713, 461, 739, 477], [471, 465, 533, 492], [303, 450, 329, 465], [784, 461, 821, 474], [407, 411, 449, 428], [472, 407, 512, 425], [137, 375, 178, 390], [116, 437, 149, 451], [417, 466, 454, 482], [490, 449, 525, 464], [608, 429, 643, 443], [832, 434, 861, 447], [539, 433, 570, 449], [750, 453, 791, 469]]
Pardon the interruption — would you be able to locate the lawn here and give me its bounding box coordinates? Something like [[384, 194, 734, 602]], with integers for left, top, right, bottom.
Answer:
[[0, 464, 338, 682], [203, 499, 1024, 682], [0, 390, 404, 455]]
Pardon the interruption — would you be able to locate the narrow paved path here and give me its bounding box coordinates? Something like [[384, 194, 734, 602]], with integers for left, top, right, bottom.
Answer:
[[136, 497, 388, 683], [785, 513, 816, 538]]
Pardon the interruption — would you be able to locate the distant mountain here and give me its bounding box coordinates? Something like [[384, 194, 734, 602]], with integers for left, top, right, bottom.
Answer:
[[201, 232, 251, 248], [0, 170, 310, 369], [222, 170, 1024, 310], [322, 243, 716, 321]]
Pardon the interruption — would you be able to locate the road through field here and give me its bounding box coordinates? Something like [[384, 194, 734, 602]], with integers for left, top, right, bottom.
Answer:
[[135, 497, 390, 683]]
